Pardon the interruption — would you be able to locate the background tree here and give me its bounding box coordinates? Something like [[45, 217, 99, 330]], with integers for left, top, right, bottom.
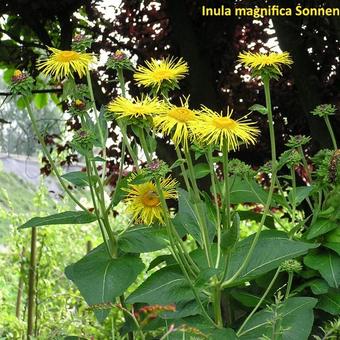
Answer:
[[0, 0, 339, 171]]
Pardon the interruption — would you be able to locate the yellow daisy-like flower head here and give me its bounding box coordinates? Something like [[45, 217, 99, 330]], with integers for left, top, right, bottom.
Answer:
[[125, 177, 177, 225], [153, 97, 197, 149], [107, 96, 166, 120], [238, 51, 293, 78], [37, 47, 95, 80], [189, 106, 260, 151], [134, 57, 188, 92]]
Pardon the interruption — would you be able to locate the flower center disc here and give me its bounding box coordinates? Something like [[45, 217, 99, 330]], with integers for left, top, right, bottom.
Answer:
[[141, 190, 160, 207], [168, 107, 195, 123], [56, 51, 79, 62], [152, 70, 173, 81], [213, 117, 237, 130]]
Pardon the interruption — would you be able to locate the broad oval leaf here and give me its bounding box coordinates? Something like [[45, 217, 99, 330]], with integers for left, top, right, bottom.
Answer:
[[306, 218, 338, 240], [118, 225, 169, 253], [317, 288, 340, 315], [65, 244, 144, 322], [230, 176, 270, 205], [288, 186, 314, 205], [126, 265, 194, 305], [61, 171, 97, 187], [224, 231, 318, 286], [19, 211, 97, 229], [34, 93, 48, 109], [193, 163, 210, 179], [249, 104, 268, 115], [304, 251, 340, 288]]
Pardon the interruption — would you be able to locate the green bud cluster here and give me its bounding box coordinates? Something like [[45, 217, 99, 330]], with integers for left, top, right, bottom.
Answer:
[[106, 50, 133, 71], [280, 259, 302, 273], [285, 135, 311, 149], [72, 128, 96, 154], [279, 149, 302, 169], [311, 104, 337, 118], [10, 70, 35, 96], [71, 34, 93, 52], [228, 159, 256, 179]]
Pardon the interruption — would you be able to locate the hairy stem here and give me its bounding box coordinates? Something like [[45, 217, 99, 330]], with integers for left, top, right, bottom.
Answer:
[[324, 116, 338, 149], [237, 267, 281, 336]]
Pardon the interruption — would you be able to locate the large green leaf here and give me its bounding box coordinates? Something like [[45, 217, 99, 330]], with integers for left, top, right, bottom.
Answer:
[[288, 186, 314, 205], [193, 163, 210, 179], [173, 189, 215, 246], [306, 218, 338, 239], [65, 244, 144, 322], [118, 225, 169, 253], [230, 176, 269, 204], [238, 210, 275, 229], [19, 211, 97, 229], [126, 265, 194, 305], [223, 231, 318, 286], [238, 297, 317, 340], [61, 171, 97, 187], [295, 279, 329, 295], [317, 289, 340, 315], [34, 93, 48, 109], [324, 242, 340, 256], [230, 289, 271, 308], [304, 251, 340, 288]]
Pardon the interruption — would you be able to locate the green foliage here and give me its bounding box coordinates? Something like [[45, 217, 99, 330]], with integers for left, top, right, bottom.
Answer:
[[238, 297, 317, 339], [65, 245, 145, 322], [0, 178, 121, 338], [19, 211, 98, 229]]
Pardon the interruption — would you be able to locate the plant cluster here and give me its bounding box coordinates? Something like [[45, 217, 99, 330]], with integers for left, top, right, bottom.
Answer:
[[7, 35, 340, 339]]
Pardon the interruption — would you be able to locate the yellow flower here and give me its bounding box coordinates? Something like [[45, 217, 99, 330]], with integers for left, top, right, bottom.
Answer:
[[134, 57, 188, 91], [37, 47, 94, 80], [189, 106, 260, 151], [238, 51, 293, 75], [153, 97, 197, 149], [125, 177, 177, 225], [107, 96, 165, 119]]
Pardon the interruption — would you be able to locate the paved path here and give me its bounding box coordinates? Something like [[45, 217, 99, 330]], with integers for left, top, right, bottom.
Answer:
[[0, 153, 82, 196]]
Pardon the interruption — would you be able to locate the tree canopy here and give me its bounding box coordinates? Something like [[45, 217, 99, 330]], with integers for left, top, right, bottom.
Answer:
[[1, 0, 339, 165]]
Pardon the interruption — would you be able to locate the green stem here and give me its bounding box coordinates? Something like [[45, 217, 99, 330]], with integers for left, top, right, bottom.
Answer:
[[115, 68, 140, 171], [206, 147, 222, 268], [153, 176, 215, 326], [117, 68, 126, 97], [222, 76, 278, 288], [175, 147, 192, 193], [139, 131, 199, 275], [213, 282, 223, 327], [221, 142, 231, 230], [85, 156, 113, 257], [290, 167, 297, 228], [237, 267, 281, 337], [119, 295, 134, 340], [263, 77, 277, 163], [86, 69, 108, 184], [297, 145, 312, 184], [285, 272, 294, 300], [183, 147, 213, 267], [324, 116, 338, 149], [24, 98, 87, 211]]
